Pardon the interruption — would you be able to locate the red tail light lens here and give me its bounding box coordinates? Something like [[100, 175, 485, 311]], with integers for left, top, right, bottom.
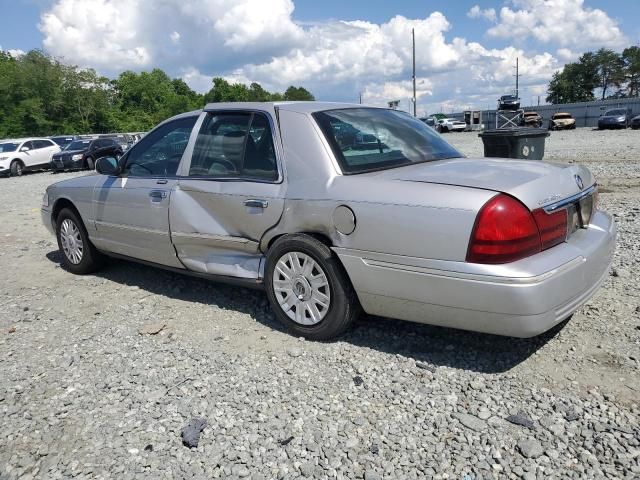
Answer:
[[466, 194, 541, 264], [532, 208, 567, 250]]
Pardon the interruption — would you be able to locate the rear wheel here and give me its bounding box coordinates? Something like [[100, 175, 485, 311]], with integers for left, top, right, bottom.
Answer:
[[265, 234, 360, 340], [10, 160, 24, 177], [55, 208, 104, 274]]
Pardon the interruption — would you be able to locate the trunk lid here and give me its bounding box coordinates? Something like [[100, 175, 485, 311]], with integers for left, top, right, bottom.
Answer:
[[371, 157, 595, 210]]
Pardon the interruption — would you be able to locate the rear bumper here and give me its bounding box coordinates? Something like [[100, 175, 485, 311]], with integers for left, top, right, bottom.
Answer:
[[335, 211, 616, 337]]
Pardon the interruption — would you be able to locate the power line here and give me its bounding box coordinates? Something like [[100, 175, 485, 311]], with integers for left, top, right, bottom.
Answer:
[[412, 28, 417, 117]]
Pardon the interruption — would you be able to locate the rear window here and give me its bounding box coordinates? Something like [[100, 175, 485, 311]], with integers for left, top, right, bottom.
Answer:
[[66, 140, 92, 150], [313, 108, 463, 174]]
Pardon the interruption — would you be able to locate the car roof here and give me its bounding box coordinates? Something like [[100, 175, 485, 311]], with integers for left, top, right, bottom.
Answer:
[[202, 101, 381, 115], [1, 137, 53, 143]]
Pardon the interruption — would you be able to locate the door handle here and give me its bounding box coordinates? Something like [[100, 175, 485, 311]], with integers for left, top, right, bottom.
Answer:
[[156, 179, 168, 185], [149, 190, 167, 201], [244, 199, 268, 209]]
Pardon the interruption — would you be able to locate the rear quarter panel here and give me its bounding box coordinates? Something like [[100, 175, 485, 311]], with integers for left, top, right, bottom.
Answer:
[[265, 109, 494, 261]]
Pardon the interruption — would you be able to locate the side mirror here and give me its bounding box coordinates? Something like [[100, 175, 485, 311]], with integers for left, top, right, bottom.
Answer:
[[95, 156, 120, 175], [20, 146, 30, 152]]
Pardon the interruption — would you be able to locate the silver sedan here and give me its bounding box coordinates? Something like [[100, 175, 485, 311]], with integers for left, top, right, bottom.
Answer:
[[41, 102, 616, 340]]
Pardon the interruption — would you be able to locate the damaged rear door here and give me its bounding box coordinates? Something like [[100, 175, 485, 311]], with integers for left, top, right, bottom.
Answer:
[[170, 108, 286, 279]]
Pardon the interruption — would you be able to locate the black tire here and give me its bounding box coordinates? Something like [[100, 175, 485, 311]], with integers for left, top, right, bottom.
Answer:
[[86, 157, 95, 170], [55, 207, 104, 274], [265, 234, 360, 340], [441, 126, 449, 133], [10, 160, 24, 177]]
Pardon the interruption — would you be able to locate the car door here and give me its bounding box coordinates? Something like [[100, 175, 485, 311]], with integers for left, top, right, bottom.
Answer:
[[91, 115, 199, 267], [38, 139, 60, 163], [18, 141, 32, 167], [169, 109, 285, 279]]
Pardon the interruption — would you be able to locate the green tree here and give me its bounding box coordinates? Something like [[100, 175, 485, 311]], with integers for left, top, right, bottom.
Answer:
[[622, 46, 640, 97], [283, 86, 315, 101], [546, 57, 597, 104], [594, 48, 625, 99], [0, 49, 314, 137]]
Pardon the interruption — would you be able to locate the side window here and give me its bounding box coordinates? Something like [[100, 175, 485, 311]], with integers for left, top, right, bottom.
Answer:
[[189, 112, 278, 181], [35, 140, 53, 149], [22, 141, 34, 151], [123, 116, 197, 177]]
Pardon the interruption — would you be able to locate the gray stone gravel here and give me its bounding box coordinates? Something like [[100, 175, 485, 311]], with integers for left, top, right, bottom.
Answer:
[[1, 129, 639, 479]]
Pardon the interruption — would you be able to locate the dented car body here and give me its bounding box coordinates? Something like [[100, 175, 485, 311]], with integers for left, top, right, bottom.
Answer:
[[42, 102, 616, 339]]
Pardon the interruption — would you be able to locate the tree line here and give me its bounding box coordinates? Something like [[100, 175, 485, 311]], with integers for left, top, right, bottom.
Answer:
[[0, 50, 314, 138], [547, 46, 640, 104]]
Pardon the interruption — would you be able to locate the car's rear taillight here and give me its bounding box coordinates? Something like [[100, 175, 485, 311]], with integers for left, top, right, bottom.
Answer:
[[532, 208, 567, 250], [466, 194, 541, 264], [467, 194, 571, 264]]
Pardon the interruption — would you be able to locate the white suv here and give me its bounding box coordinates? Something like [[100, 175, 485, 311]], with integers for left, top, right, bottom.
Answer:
[[0, 138, 61, 177]]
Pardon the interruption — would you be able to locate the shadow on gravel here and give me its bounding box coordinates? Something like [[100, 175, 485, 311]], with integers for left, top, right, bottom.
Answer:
[[345, 314, 568, 374], [46, 250, 566, 374]]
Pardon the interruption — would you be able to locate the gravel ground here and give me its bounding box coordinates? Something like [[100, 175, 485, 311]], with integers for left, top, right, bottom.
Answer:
[[1, 128, 639, 479]]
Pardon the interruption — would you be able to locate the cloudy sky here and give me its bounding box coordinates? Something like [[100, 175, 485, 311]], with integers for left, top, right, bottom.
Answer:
[[1, 0, 638, 115]]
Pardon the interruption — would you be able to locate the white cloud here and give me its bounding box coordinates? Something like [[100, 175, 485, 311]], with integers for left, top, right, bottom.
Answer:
[[467, 5, 497, 22], [40, 0, 303, 71], [556, 48, 579, 62], [38, 0, 569, 111], [486, 0, 627, 49], [2, 48, 26, 58]]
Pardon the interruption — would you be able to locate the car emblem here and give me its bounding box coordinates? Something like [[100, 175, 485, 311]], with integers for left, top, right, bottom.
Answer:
[[574, 174, 584, 190]]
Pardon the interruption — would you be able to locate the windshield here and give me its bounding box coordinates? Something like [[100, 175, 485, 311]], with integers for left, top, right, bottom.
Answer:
[[65, 140, 92, 150], [0, 142, 19, 153], [554, 114, 571, 119], [605, 109, 626, 116], [313, 108, 463, 174]]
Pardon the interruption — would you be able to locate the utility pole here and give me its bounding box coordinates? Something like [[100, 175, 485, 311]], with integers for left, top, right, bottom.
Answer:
[[513, 57, 521, 98], [412, 28, 417, 117], [359, 92, 362, 104]]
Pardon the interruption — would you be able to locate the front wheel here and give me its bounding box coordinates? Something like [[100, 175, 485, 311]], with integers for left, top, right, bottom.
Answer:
[[86, 157, 95, 170], [265, 234, 360, 340], [56, 208, 104, 274], [10, 160, 24, 176]]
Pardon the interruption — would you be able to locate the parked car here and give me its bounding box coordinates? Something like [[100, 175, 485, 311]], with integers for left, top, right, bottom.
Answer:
[[50, 136, 77, 149], [42, 103, 615, 340], [498, 95, 520, 111], [0, 138, 60, 177], [100, 133, 134, 151], [522, 111, 543, 128], [51, 137, 123, 172], [437, 118, 466, 133], [419, 117, 436, 129], [598, 108, 632, 129], [548, 112, 576, 130], [629, 114, 640, 130]]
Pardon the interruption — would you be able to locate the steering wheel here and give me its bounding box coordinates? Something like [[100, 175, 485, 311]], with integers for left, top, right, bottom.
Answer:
[[207, 158, 237, 175]]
